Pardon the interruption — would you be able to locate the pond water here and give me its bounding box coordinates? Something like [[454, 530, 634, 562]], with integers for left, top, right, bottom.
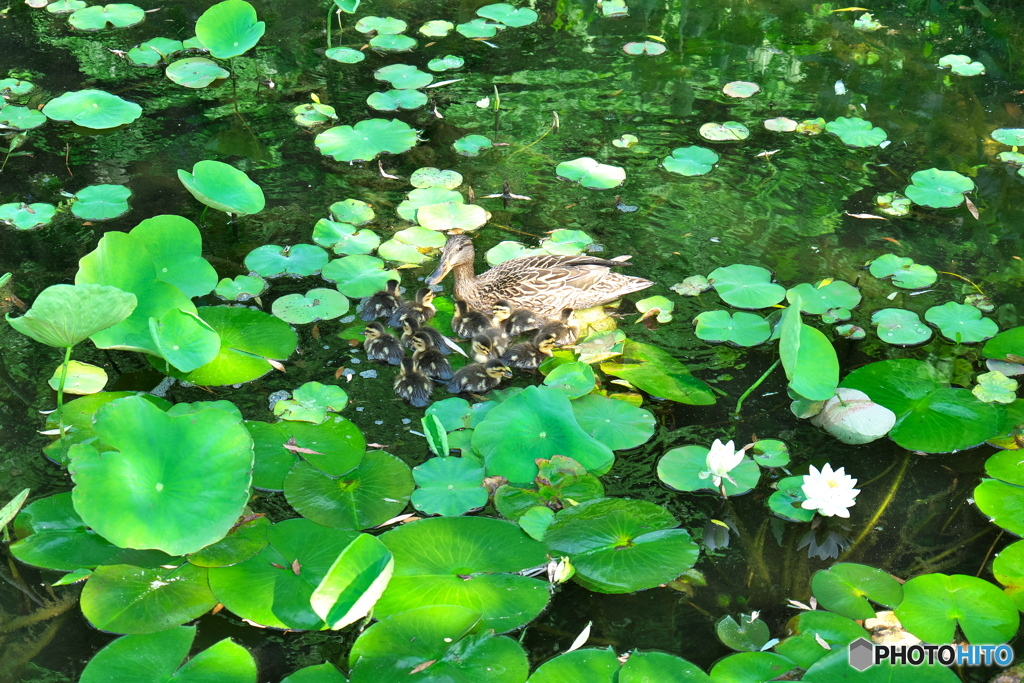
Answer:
[[1, 0, 1023, 680]]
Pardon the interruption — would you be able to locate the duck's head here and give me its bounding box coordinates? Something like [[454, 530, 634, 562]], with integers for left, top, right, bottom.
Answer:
[[491, 300, 513, 322], [471, 334, 495, 359], [402, 318, 420, 336], [411, 330, 434, 352], [398, 357, 417, 375], [363, 322, 385, 340], [484, 359, 513, 379], [533, 330, 559, 354], [416, 287, 436, 305], [426, 234, 475, 285]]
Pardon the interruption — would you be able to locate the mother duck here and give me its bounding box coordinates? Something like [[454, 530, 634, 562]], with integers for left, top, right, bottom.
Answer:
[[426, 234, 653, 319]]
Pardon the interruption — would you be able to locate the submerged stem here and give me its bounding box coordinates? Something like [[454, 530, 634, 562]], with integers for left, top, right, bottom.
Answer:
[[732, 359, 780, 418], [841, 452, 911, 560]]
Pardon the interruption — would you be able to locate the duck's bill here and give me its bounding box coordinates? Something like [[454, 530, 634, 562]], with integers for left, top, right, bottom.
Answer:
[[425, 261, 451, 286], [501, 367, 513, 378]]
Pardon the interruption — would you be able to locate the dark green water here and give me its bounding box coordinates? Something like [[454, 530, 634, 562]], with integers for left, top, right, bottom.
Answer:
[[1, 0, 1023, 680]]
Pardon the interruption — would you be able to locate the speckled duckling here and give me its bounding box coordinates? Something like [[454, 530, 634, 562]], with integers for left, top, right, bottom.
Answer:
[[362, 322, 403, 365], [401, 317, 451, 355], [410, 330, 453, 381], [451, 299, 493, 339], [388, 287, 436, 328], [394, 357, 433, 407], [539, 308, 579, 346], [501, 329, 558, 370], [491, 299, 542, 338], [360, 280, 403, 322], [447, 359, 513, 395], [470, 334, 499, 364]]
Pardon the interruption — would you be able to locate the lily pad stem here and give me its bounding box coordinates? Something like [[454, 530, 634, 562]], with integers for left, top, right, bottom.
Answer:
[[506, 111, 559, 160], [56, 345, 71, 451], [840, 452, 910, 560], [732, 359, 779, 418], [326, 6, 335, 48]]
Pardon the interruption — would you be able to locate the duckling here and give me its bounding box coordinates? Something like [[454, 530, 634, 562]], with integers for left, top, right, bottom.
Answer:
[[470, 334, 499, 363], [447, 359, 512, 395], [491, 299, 542, 338], [362, 322, 403, 365], [410, 331, 453, 381], [394, 357, 433, 407], [388, 287, 436, 328], [501, 330, 558, 370], [451, 299, 493, 339], [401, 317, 451, 355], [360, 279, 403, 322], [539, 308, 579, 346]]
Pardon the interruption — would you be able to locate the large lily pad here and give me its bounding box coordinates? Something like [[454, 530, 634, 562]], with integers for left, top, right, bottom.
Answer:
[[810, 563, 904, 620], [780, 295, 839, 401], [895, 573, 1019, 644], [555, 157, 626, 190], [544, 497, 700, 593], [786, 280, 861, 315], [0, 104, 47, 130], [367, 89, 427, 111], [68, 396, 253, 555], [369, 34, 416, 51], [938, 54, 985, 76], [417, 202, 489, 231], [478, 3, 537, 26], [375, 516, 550, 632], [355, 15, 406, 34], [149, 308, 220, 372], [245, 244, 328, 277], [165, 57, 230, 88], [373, 63, 433, 89], [130, 215, 218, 298], [708, 264, 786, 309], [195, 0, 265, 58], [316, 119, 418, 162], [825, 117, 887, 147], [663, 146, 719, 176], [272, 289, 349, 324], [871, 308, 933, 346], [397, 188, 463, 221], [411, 456, 487, 517], [699, 121, 749, 141], [693, 310, 771, 346], [71, 184, 131, 220], [321, 254, 399, 298], [247, 418, 365, 491], [177, 160, 265, 216], [904, 168, 975, 208], [570, 394, 655, 450], [924, 301, 998, 343], [600, 341, 715, 405], [7, 283, 136, 348], [42, 89, 142, 129], [68, 4, 145, 30], [530, 649, 620, 682]]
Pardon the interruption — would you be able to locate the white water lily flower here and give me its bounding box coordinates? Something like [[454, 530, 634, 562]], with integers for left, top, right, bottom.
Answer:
[[698, 439, 749, 488], [800, 463, 860, 518]]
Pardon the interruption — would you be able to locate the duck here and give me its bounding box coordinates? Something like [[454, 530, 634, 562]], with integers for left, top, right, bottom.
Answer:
[[426, 234, 652, 319], [501, 329, 559, 370], [388, 287, 436, 328], [539, 308, 579, 346], [470, 334, 499, 364], [447, 359, 513, 395], [491, 299, 542, 338], [362, 322, 403, 365], [360, 279, 403, 322], [394, 357, 433, 407], [452, 299, 493, 339], [401, 317, 452, 355], [410, 331, 453, 381]]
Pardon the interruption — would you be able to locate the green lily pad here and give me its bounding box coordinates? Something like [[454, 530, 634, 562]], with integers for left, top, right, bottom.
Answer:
[[411, 167, 463, 189], [612, 133, 639, 148], [71, 184, 131, 220], [868, 253, 938, 289], [768, 476, 815, 522], [272, 382, 349, 423], [620, 651, 711, 683], [456, 19, 502, 38], [247, 418, 365, 490], [571, 394, 654, 450], [397, 188, 464, 221], [355, 15, 406, 34], [80, 627, 256, 683], [321, 254, 399, 298], [417, 202, 489, 231], [556, 157, 626, 190], [764, 117, 798, 132], [325, 46, 365, 63], [975, 478, 1024, 535], [803, 648, 958, 682], [710, 653, 797, 683], [540, 229, 594, 255], [723, 81, 759, 98], [708, 264, 786, 309], [245, 244, 328, 277], [544, 361, 596, 398], [68, 396, 252, 555], [998, 151, 1024, 165], [699, 121, 749, 141], [177, 160, 265, 215], [623, 41, 666, 56], [272, 288, 349, 324], [7, 283, 136, 349], [379, 226, 447, 264], [796, 118, 827, 134], [313, 220, 380, 255], [494, 455, 604, 521], [127, 37, 184, 66], [330, 198, 375, 225], [411, 456, 487, 516], [663, 146, 719, 176], [453, 134, 493, 156], [876, 192, 912, 216], [368, 33, 415, 51], [983, 326, 1024, 362], [281, 664, 347, 683], [871, 308, 933, 346], [486, 241, 530, 265], [517, 506, 555, 541], [717, 614, 770, 651], [545, 497, 700, 593], [693, 310, 771, 346], [130, 214, 218, 298], [973, 371, 1018, 404], [992, 128, 1024, 146], [348, 605, 529, 683], [149, 308, 220, 372], [195, 0, 265, 58], [786, 280, 861, 314], [924, 301, 998, 343], [311, 533, 394, 630], [428, 54, 464, 71], [853, 11, 882, 30], [42, 89, 142, 129], [165, 57, 229, 88], [993, 540, 1024, 611], [375, 516, 550, 632], [825, 117, 887, 147], [47, 0, 88, 12], [367, 88, 427, 111], [316, 118, 419, 163], [420, 20, 455, 37], [49, 360, 107, 394], [68, 3, 145, 30], [895, 573, 1019, 644], [781, 295, 839, 401], [426, 397, 496, 431], [835, 323, 866, 340], [656, 444, 761, 495], [0, 104, 47, 130], [774, 610, 868, 670], [904, 168, 975, 208], [188, 514, 269, 568], [938, 54, 985, 76], [0, 78, 35, 96], [472, 385, 614, 482], [0, 202, 57, 230], [373, 63, 432, 89], [600, 341, 716, 405], [841, 359, 1005, 453], [810, 563, 904, 620], [285, 450, 413, 529], [750, 439, 789, 467], [477, 3, 538, 27]]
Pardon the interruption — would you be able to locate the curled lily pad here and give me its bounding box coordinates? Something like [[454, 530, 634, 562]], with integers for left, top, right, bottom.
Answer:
[[825, 117, 887, 147], [245, 244, 328, 277], [366, 89, 426, 111], [876, 192, 911, 216], [195, 0, 265, 59], [294, 102, 337, 127], [456, 19, 502, 38], [0, 202, 57, 230], [369, 34, 416, 51], [177, 160, 265, 215], [355, 15, 406, 34], [42, 89, 142, 129], [938, 54, 985, 76], [835, 324, 865, 340], [555, 157, 626, 190], [0, 105, 47, 130], [663, 146, 719, 176], [634, 295, 674, 324], [477, 3, 538, 27], [623, 41, 666, 56], [6, 284, 136, 349], [904, 168, 974, 208], [411, 457, 487, 516], [315, 118, 419, 163], [924, 301, 998, 343], [764, 117, 797, 132], [68, 3, 145, 30], [868, 254, 937, 289], [272, 288, 349, 324], [871, 308, 932, 346], [808, 388, 897, 444], [694, 310, 770, 346], [322, 254, 399, 298], [373, 63, 432, 89], [699, 122, 749, 141], [708, 264, 786, 309], [410, 167, 463, 189], [420, 20, 454, 37], [127, 37, 184, 66], [972, 371, 1018, 404], [612, 133, 639, 148], [149, 308, 220, 372], [165, 58, 229, 88], [214, 275, 266, 301], [723, 81, 759, 98], [80, 628, 255, 683], [49, 361, 107, 394], [312, 220, 379, 255], [670, 275, 711, 297], [453, 134, 493, 156], [428, 54, 464, 72], [273, 382, 349, 423], [71, 184, 131, 220], [325, 46, 365, 63], [786, 280, 861, 315]]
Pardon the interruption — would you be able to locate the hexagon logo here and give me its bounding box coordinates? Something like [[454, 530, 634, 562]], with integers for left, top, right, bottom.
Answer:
[[849, 637, 874, 671]]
